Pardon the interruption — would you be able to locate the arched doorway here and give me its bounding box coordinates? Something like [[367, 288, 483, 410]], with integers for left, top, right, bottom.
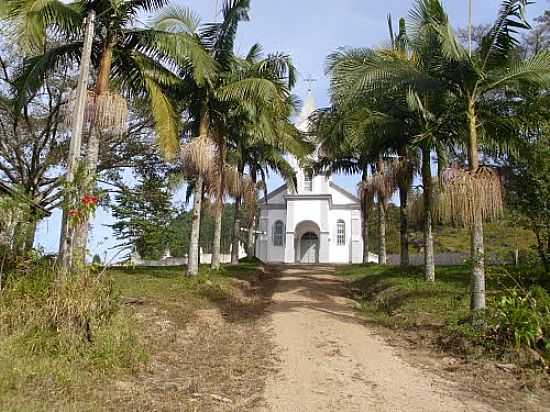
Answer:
[[300, 232, 319, 264], [294, 220, 321, 264]]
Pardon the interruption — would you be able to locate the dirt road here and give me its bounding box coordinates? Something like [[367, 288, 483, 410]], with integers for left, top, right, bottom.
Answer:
[[261, 265, 495, 412]]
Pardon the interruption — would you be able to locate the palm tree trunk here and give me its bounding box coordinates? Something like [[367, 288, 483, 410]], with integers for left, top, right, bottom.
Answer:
[[73, 42, 113, 265], [247, 167, 257, 258], [361, 172, 370, 264], [74, 126, 99, 261], [377, 197, 387, 265], [467, 98, 486, 312], [247, 217, 256, 258], [187, 177, 203, 276], [422, 146, 435, 282], [231, 193, 242, 265], [376, 159, 387, 265], [187, 104, 209, 276], [210, 144, 227, 271], [210, 198, 223, 270], [398, 181, 409, 266]]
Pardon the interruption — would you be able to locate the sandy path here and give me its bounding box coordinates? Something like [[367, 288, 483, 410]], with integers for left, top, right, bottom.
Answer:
[[261, 265, 495, 412]]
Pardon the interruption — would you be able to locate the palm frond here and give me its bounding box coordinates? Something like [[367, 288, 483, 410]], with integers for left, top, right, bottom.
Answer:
[[479, 0, 531, 70], [14, 41, 83, 110], [246, 43, 263, 62], [126, 29, 217, 86], [483, 50, 550, 91], [142, 77, 179, 159], [5, 0, 82, 51], [200, 0, 250, 66], [149, 5, 200, 34]]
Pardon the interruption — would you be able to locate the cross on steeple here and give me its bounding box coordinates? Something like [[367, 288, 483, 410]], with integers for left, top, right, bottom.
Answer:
[[304, 75, 317, 92]]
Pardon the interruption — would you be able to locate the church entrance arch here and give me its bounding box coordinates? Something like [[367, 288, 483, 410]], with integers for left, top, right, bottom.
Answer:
[[300, 232, 319, 264], [294, 221, 321, 264]]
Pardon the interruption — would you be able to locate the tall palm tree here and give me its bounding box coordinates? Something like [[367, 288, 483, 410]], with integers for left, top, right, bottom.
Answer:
[[6, 0, 215, 268], [311, 106, 374, 264], [324, 18, 420, 268], [403, 0, 549, 311], [156, 1, 296, 274], [229, 140, 301, 263], [312, 103, 397, 266], [329, 0, 550, 312]]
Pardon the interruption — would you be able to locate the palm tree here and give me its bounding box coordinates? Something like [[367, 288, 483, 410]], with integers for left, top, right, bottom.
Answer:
[[6, 0, 215, 268], [156, 1, 296, 274], [324, 18, 420, 268], [326, 0, 550, 312], [312, 103, 397, 266], [405, 0, 550, 311], [311, 105, 374, 264], [229, 139, 301, 263]]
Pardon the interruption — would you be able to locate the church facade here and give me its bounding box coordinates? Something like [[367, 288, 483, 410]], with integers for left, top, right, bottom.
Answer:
[[255, 94, 364, 264]]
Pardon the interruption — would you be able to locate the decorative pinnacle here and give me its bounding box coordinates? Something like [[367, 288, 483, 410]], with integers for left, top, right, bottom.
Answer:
[[305, 75, 317, 92]]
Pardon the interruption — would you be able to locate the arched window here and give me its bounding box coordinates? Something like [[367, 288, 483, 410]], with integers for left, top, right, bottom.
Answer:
[[273, 220, 285, 246], [304, 170, 313, 192], [336, 220, 346, 245]]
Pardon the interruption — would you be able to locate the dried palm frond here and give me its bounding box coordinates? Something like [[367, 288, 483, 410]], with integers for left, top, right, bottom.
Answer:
[[242, 179, 259, 214], [407, 182, 441, 225], [223, 165, 246, 198], [357, 180, 375, 208], [180, 136, 219, 178], [65, 90, 128, 134], [436, 166, 503, 226], [224, 167, 258, 214], [367, 171, 395, 200], [393, 157, 415, 190]]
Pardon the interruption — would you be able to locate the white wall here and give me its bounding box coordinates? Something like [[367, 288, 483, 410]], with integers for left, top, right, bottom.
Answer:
[[328, 209, 353, 263], [265, 208, 287, 262], [329, 184, 357, 205]]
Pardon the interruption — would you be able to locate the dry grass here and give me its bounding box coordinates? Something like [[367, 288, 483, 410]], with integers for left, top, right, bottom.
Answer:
[[100, 264, 274, 411], [0, 263, 274, 411]]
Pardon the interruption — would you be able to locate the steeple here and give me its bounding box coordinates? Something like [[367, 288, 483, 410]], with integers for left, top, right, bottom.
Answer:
[[296, 91, 316, 133], [287, 90, 330, 195]]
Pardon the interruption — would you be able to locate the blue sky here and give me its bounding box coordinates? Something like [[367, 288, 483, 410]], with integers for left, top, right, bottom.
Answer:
[[35, 0, 549, 260]]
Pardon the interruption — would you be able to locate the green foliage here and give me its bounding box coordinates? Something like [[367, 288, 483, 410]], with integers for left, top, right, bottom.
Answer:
[[338, 263, 550, 362], [170, 203, 240, 256], [0, 264, 145, 408], [366, 204, 535, 258], [507, 132, 550, 272], [489, 287, 550, 352], [110, 170, 176, 260]]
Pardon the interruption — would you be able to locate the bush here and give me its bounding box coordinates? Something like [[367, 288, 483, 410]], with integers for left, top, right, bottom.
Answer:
[[0, 264, 145, 405], [489, 286, 550, 357]]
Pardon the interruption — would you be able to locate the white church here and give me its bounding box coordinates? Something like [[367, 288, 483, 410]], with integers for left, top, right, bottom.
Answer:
[[255, 93, 364, 264]]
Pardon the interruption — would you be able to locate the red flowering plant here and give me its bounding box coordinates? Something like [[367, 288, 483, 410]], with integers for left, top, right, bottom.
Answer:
[[63, 166, 102, 227], [67, 193, 100, 226]]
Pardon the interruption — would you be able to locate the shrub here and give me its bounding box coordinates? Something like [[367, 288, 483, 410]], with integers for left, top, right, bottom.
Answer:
[[0, 265, 145, 377], [489, 286, 550, 357]]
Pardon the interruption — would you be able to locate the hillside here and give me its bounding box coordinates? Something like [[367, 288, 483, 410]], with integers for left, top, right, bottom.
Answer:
[[368, 205, 536, 260]]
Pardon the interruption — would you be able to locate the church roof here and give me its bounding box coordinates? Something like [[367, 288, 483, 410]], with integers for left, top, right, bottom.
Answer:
[[258, 181, 359, 205]]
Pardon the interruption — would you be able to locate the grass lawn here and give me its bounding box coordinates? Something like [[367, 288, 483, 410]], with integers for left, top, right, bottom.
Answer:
[[335, 264, 549, 358]]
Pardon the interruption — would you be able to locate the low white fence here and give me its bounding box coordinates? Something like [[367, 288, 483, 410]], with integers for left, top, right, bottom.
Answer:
[[387, 252, 510, 266], [127, 253, 235, 267]]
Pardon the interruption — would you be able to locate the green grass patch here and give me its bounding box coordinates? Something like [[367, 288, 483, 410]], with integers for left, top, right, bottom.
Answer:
[[0, 261, 263, 411], [337, 264, 550, 362]]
